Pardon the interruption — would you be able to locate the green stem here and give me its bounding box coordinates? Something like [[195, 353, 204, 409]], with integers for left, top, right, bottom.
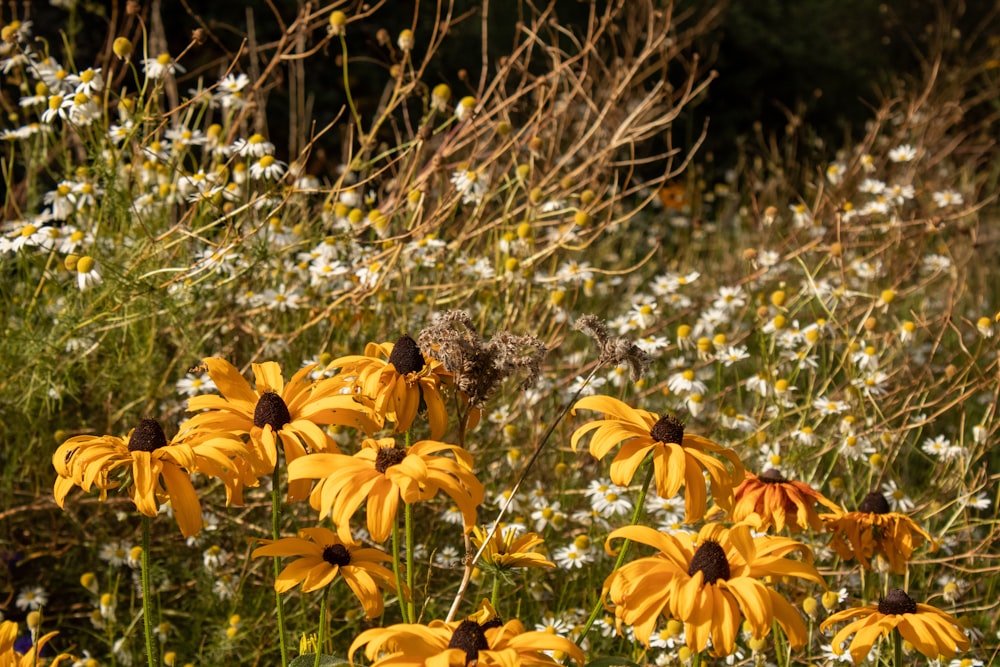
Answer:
[[140, 516, 158, 667], [893, 627, 902, 667], [314, 586, 330, 667], [490, 574, 500, 609], [271, 461, 289, 667], [340, 34, 363, 138], [576, 458, 656, 644], [391, 518, 410, 623], [405, 502, 416, 622]]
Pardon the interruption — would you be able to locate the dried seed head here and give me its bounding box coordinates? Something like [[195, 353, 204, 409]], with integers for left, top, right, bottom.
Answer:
[[574, 315, 650, 382], [254, 391, 291, 431], [128, 418, 168, 453], [418, 310, 546, 407], [877, 589, 917, 615], [388, 334, 426, 375], [688, 540, 730, 584], [858, 491, 891, 514], [650, 415, 685, 444]]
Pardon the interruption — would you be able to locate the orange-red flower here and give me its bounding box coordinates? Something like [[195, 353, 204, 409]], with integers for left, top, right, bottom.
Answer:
[[823, 491, 933, 574], [729, 468, 842, 533]]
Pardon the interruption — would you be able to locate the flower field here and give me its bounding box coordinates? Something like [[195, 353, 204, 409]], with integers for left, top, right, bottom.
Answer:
[[1, 2, 998, 666]]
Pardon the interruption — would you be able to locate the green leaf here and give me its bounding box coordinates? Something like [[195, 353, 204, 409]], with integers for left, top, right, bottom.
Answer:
[[289, 654, 350, 667]]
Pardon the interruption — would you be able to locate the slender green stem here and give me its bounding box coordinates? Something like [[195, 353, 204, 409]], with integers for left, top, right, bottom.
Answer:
[[271, 461, 289, 667], [893, 628, 902, 667], [490, 574, 500, 609], [339, 34, 363, 137], [391, 518, 410, 623], [405, 502, 416, 622], [140, 515, 158, 667], [314, 586, 330, 667], [576, 458, 655, 644]]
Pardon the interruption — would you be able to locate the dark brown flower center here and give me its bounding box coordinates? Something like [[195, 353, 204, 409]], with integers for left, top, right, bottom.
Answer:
[[388, 334, 426, 375], [688, 540, 730, 584], [650, 414, 685, 444], [128, 418, 168, 452], [253, 390, 291, 431], [322, 543, 351, 567], [878, 588, 917, 615], [448, 618, 503, 666], [374, 446, 407, 473], [858, 491, 891, 514], [759, 468, 787, 483]]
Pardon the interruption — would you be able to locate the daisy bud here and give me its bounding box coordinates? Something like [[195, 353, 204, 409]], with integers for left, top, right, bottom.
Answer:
[[574, 210, 591, 227], [516, 164, 531, 181], [821, 590, 841, 610], [397, 29, 414, 51], [80, 572, 98, 594], [770, 289, 786, 307], [431, 83, 451, 110], [328, 10, 347, 35], [580, 189, 596, 205], [802, 596, 818, 618], [113, 36, 133, 60]]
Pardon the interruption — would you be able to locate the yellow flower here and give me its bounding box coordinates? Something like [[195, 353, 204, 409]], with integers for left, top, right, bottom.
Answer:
[[571, 395, 744, 521], [471, 525, 554, 571], [820, 589, 969, 664], [604, 522, 825, 657], [288, 437, 483, 542], [52, 418, 245, 538], [349, 599, 585, 667], [0, 619, 73, 666], [729, 468, 842, 533], [823, 491, 933, 574], [328, 335, 452, 439], [252, 526, 398, 618], [183, 358, 379, 500]]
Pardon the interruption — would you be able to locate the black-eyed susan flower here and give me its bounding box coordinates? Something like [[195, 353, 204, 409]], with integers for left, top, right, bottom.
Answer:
[[571, 395, 744, 521], [729, 468, 843, 533], [820, 589, 969, 665], [251, 526, 398, 619], [349, 599, 585, 667], [183, 357, 379, 500], [0, 619, 73, 666], [52, 418, 246, 538], [471, 525, 554, 572], [603, 522, 825, 658], [823, 491, 933, 574], [288, 437, 484, 543], [327, 335, 452, 439]]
